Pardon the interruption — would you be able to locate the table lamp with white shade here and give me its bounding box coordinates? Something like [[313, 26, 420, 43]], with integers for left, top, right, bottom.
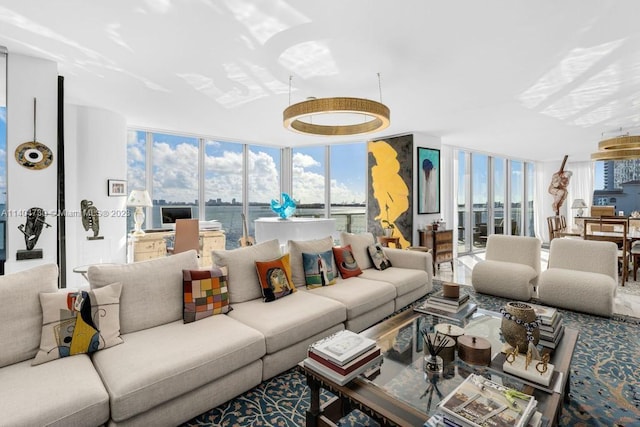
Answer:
[[571, 199, 588, 217], [127, 190, 152, 235]]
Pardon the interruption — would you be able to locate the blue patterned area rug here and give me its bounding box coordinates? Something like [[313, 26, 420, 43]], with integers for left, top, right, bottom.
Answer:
[[182, 282, 640, 427]]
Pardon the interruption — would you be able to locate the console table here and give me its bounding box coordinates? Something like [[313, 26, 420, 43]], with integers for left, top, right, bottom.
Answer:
[[254, 217, 336, 246], [127, 230, 225, 266], [419, 229, 454, 274]]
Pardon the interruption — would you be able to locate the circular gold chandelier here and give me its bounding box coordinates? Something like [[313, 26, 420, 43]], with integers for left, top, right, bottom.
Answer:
[[591, 134, 640, 160], [283, 96, 390, 136]]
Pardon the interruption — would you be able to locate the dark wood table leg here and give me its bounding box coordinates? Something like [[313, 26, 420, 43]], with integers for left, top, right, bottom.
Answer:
[[306, 374, 322, 427]]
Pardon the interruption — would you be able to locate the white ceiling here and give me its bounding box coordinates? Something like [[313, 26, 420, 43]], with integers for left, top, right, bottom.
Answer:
[[1, 0, 640, 162]]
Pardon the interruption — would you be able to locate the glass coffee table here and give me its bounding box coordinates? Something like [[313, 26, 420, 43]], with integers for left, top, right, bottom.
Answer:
[[300, 305, 578, 427]]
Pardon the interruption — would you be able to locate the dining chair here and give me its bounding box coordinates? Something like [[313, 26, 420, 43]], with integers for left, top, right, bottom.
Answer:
[[167, 219, 201, 256], [583, 217, 628, 283]]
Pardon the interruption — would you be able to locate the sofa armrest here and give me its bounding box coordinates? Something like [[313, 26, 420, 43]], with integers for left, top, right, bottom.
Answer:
[[382, 248, 433, 280]]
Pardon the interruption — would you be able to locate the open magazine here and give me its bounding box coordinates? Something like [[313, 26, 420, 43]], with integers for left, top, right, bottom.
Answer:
[[438, 373, 537, 427]]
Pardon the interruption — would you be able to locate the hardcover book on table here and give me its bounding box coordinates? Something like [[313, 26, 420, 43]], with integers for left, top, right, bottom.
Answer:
[[307, 345, 381, 376], [308, 330, 377, 366], [414, 301, 478, 323], [303, 354, 384, 386], [428, 290, 470, 306]]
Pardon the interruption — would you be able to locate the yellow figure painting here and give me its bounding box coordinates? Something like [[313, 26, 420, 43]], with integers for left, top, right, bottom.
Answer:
[[369, 140, 410, 248]]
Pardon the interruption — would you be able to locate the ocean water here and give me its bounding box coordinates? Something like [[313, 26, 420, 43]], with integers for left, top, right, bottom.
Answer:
[[149, 205, 366, 249]]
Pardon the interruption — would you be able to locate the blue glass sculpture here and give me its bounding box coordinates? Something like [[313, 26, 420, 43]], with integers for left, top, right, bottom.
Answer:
[[271, 192, 296, 219]]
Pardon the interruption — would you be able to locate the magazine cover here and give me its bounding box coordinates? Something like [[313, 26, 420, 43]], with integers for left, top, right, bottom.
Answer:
[[439, 374, 536, 427]]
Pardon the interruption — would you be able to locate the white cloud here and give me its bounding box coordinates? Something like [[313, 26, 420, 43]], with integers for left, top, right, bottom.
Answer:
[[292, 152, 319, 169]]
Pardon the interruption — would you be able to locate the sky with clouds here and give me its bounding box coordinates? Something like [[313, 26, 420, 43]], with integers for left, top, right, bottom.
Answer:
[[127, 130, 367, 206]]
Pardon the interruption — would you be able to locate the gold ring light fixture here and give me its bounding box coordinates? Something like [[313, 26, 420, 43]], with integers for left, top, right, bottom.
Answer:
[[591, 131, 640, 160], [283, 74, 390, 136]]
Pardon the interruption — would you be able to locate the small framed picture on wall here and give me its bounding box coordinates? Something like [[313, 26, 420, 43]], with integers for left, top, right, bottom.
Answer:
[[107, 179, 127, 197], [417, 147, 440, 214]]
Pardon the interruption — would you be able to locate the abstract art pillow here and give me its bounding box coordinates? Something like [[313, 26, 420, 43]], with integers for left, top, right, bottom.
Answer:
[[33, 282, 123, 366], [302, 250, 337, 288], [255, 254, 296, 302], [332, 245, 363, 278], [368, 243, 392, 270], [183, 267, 231, 323]]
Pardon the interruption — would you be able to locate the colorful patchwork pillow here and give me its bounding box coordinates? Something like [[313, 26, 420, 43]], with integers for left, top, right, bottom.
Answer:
[[332, 245, 363, 278], [33, 282, 123, 366], [302, 250, 337, 288], [255, 254, 296, 302], [368, 243, 392, 270], [183, 267, 231, 323]]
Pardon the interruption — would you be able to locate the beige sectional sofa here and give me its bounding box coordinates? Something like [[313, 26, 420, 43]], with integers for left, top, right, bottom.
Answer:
[[0, 233, 432, 426]]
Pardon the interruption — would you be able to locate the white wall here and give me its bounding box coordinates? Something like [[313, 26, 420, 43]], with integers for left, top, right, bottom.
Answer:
[[4, 52, 128, 285], [5, 54, 58, 274], [64, 105, 127, 288]]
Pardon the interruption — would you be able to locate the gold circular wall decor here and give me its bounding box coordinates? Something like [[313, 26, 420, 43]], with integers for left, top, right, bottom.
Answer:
[[15, 141, 53, 170], [591, 135, 640, 160], [283, 97, 390, 136]]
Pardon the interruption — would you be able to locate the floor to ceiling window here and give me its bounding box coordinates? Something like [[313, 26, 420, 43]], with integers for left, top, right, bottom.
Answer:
[[247, 144, 281, 238], [493, 157, 506, 235], [457, 149, 535, 254], [511, 160, 523, 235], [329, 143, 366, 234], [127, 129, 367, 249], [472, 153, 488, 250], [204, 139, 243, 245], [292, 146, 325, 216], [151, 133, 199, 227], [126, 130, 146, 232], [457, 151, 469, 253]]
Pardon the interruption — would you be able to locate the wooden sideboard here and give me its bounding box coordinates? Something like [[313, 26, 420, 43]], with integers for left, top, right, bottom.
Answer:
[[127, 230, 225, 266], [419, 229, 454, 274]]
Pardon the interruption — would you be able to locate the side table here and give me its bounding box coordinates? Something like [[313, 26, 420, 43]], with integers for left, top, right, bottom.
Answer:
[[377, 236, 401, 249]]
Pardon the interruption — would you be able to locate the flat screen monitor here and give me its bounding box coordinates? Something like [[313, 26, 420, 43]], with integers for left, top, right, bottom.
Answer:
[[160, 206, 193, 229]]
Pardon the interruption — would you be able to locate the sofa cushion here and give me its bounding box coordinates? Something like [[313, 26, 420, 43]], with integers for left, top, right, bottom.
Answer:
[[91, 315, 266, 422], [0, 355, 109, 426], [368, 243, 392, 270], [333, 245, 363, 278], [183, 267, 231, 323], [340, 232, 376, 270], [288, 236, 334, 288], [359, 267, 429, 297], [255, 254, 296, 302], [212, 239, 281, 303], [88, 250, 199, 334], [302, 250, 337, 287], [0, 264, 58, 368], [33, 282, 123, 365], [228, 291, 346, 354], [303, 276, 396, 320]]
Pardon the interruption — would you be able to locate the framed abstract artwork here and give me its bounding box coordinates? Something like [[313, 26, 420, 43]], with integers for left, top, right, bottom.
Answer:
[[417, 147, 440, 214]]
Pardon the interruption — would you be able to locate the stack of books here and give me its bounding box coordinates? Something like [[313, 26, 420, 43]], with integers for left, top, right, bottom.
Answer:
[[530, 303, 564, 349], [438, 373, 538, 427], [414, 289, 478, 322], [303, 330, 383, 386]]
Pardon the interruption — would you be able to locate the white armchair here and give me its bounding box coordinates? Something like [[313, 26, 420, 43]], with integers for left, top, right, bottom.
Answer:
[[538, 238, 617, 317], [471, 234, 541, 300]]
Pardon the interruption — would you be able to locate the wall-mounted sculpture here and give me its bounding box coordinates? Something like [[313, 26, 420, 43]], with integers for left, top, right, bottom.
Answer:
[[17, 207, 51, 260], [81, 199, 103, 240]]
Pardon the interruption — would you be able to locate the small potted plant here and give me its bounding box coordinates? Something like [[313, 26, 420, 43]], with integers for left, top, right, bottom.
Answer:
[[381, 220, 395, 237]]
